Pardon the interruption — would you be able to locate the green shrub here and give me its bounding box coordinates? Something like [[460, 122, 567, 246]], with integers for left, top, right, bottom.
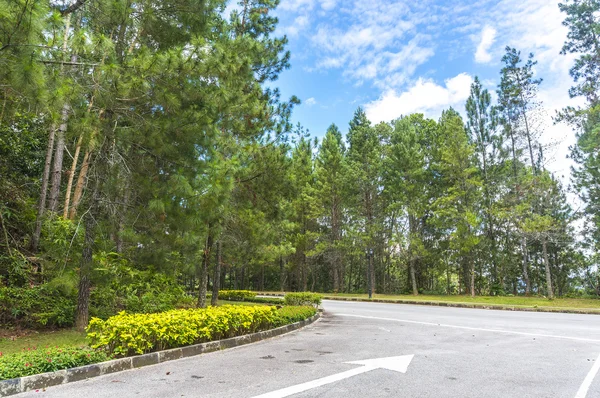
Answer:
[[0, 286, 75, 329], [90, 274, 194, 319], [284, 292, 322, 307], [0, 346, 110, 380], [0, 273, 194, 329], [87, 305, 278, 356], [217, 290, 256, 301], [274, 306, 317, 327], [244, 297, 284, 305]]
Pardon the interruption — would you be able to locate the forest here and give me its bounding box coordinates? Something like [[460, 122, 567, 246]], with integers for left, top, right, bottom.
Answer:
[[1, 0, 600, 332]]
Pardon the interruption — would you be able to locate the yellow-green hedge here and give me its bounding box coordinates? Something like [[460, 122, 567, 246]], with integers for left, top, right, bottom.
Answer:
[[284, 292, 322, 307], [217, 290, 256, 301], [87, 305, 277, 356]]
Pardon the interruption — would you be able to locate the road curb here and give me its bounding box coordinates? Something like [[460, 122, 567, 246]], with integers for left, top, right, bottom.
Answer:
[[259, 293, 600, 315], [0, 313, 320, 397]]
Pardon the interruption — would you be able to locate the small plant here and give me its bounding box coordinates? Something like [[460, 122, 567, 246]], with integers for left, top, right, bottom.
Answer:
[[284, 292, 322, 307], [0, 346, 110, 380]]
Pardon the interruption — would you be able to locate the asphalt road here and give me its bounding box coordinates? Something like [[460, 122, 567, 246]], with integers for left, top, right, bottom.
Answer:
[[16, 300, 600, 397]]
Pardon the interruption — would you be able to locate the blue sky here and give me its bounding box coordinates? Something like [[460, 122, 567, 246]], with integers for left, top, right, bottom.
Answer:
[[270, 0, 582, 182]]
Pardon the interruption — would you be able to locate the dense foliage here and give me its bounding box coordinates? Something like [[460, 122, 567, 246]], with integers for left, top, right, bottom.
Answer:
[[1, 0, 599, 335], [0, 346, 110, 380]]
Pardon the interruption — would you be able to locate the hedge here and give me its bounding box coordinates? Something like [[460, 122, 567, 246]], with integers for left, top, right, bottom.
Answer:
[[0, 347, 110, 380], [274, 306, 317, 326], [284, 292, 322, 307], [216, 290, 257, 301], [87, 305, 276, 356]]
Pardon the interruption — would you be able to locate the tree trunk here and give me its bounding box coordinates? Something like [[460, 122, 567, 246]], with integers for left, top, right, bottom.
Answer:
[[69, 149, 90, 220], [31, 123, 57, 252], [301, 253, 308, 291], [211, 240, 221, 306], [279, 255, 285, 292], [115, 179, 131, 253], [63, 134, 83, 218], [75, 175, 99, 332], [197, 228, 213, 308], [542, 236, 553, 299], [48, 102, 70, 213], [408, 215, 418, 295], [521, 236, 531, 295], [49, 0, 81, 212], [470, 256, 475, 298], [332, 197, 340, 293]]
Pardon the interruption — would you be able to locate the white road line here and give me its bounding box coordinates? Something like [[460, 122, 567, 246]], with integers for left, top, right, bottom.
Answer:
[[576, 352, 600, 398], [336, 313, 600, 343]]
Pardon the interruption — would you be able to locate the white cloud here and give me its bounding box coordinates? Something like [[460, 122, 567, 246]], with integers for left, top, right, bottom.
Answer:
[[364, 73, 473, 124], [305, 97, 317, 106], [284, 15, 310, 37], [474, 26, 496, 63], [319, 0, 337, 11], [279, 0, 315, 12]]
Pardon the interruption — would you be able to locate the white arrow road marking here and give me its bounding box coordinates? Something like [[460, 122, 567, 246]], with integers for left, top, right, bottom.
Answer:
[[575, 352, 600, 398], [251, 355, 414, 398]]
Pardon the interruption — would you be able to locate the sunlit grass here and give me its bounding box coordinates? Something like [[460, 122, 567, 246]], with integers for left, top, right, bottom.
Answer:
[[258, 291, 600, 311], [326, 293, 600, 310]]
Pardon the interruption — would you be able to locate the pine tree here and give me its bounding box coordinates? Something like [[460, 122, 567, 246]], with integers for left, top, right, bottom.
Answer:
[[346, 108, 381, 295], [434, 109, 482, 297], [314, 124, 347, 292], [466, 77, 501, 291]]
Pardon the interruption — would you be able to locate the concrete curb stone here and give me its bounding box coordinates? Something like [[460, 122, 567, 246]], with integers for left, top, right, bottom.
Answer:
[[0, 313, 320, 397]]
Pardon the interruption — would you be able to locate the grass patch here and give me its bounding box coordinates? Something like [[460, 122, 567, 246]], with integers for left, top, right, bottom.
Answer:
[[323, 293, 600, 310], [0, 329, 86, 356], [217, 300, 272, 306]]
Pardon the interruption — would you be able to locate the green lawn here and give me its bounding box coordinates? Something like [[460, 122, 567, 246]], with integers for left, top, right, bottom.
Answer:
[[0, 329, 87, 356], [326, 293, 600, 311], [258, 291, 600, 312]]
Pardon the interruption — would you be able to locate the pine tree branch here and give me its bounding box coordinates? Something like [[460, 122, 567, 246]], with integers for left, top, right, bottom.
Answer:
[[59, 0, 88, 16], [40, 60, 99, 66]]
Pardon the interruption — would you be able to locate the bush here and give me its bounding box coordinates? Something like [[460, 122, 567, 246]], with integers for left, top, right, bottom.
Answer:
[[274, 306, 317, 327], [0, 286, 75, 329], [90, 272, 194, 319], [0, 274, 194, 329], [217, 290, 257, 301], [0, 346, 110, 380], [244, 297, 284, 305], [87, 305, 278, 356], [284, 292, 322, 307]]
